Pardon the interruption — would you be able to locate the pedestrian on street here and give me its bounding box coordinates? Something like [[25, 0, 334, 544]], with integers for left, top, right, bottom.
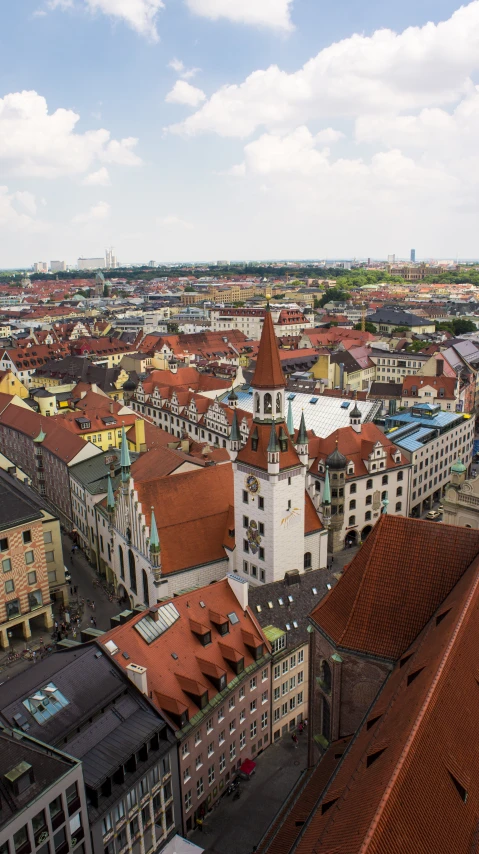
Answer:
[[90, 617, 94, 626], [292, 733, 298, 748], [91, 600, 95, 610], [54, 621, 58, 630], [81, 597, 85, 606], [86, 599, 91, 608], [92, 617, 97, 628], [72, 629, 77, 639]]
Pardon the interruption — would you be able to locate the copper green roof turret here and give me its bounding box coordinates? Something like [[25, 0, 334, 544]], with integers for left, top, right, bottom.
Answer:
[[267, 422, 280, 454], [107, 474, 115, 513], [323, 466, 331, 505], [229, 409, 241, 442], [149, 507, 160, 554], [287, 399, 294, 435], [297, 410, 308, 446], [120, 425, 131, 483]]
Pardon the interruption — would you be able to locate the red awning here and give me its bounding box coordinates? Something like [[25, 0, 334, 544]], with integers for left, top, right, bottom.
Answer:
[[240, 759, 256, 776]]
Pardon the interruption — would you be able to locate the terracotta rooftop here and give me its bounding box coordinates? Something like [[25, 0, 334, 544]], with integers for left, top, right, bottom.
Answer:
[[310, 423, 408, 479], [310, 514, 479, 660], [263, 544, 479, 854], [252, 307, 286, 390], [99, 578, 269, 729], [236, 422, 300, 473]]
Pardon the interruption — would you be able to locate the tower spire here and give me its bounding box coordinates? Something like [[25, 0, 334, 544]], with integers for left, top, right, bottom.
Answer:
[[107, 472, 115, 513], [120, 425, 131, 487], [228, 409, 241, 460], [252, 304, 285, 391]]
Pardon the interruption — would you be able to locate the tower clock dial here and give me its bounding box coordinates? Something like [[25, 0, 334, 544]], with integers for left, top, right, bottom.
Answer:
[[246, 474, 260, 494]]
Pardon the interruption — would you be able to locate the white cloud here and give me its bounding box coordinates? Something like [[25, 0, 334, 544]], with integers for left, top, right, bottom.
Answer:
[[73, 200, 111, 223], [185, 0, 294, 32], [169, 1, 479, 138], [158, 214, 193, 229], [0, 90, 141, 178], [46, 0, 164, 40], [168, 58, 200, 80], [165, 81, 206, 107], [0, 187, 45, 231], [82, 167, 111, 186]]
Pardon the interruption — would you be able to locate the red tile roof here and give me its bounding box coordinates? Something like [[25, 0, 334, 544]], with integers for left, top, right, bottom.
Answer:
[[402, 374, 457, 399], [99, 578, 269, 728], [236, 422, 300, 472], [252, 307, 286, 390], [310, 514, 479, 660], [310, 423, 409, 478]]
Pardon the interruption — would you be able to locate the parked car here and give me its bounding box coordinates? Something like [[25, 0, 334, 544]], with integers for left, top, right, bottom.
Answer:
[[426, 510, 442, 521]]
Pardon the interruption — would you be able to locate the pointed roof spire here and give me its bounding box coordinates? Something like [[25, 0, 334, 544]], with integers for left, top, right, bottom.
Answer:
[[120, 425, 131, 481], [297, 410, 308, 445], [230, 409, 241, 442], [267, 421, 280, 454], [323, 466, 331, 504], [228, 384, 238, 402], [149, 507, 160, 553], [252, 303, 286, 390], [107, 474, 115, 512], [287, 398, 294, 435]]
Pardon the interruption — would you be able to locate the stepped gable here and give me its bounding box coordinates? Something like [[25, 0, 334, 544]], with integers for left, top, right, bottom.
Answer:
[[251, 305, 286, 390], [310, 514, 479, 660]]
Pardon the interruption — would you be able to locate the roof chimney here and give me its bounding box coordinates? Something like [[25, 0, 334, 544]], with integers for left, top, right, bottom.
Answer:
[[126, 663, 148, 694]]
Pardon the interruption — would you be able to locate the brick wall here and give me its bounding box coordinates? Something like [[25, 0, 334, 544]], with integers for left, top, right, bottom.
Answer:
[[1, 518, 51, 627]]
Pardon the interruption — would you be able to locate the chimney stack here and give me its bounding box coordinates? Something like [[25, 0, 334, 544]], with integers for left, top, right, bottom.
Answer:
[[126, 663, 148, 694]]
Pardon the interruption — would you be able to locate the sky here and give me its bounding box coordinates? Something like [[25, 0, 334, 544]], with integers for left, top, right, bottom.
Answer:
[[1, 0, 479, 267]]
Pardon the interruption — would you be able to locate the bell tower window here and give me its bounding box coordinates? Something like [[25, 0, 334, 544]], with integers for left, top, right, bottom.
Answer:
[[264, 394, 272, 415], [276, 392, 282, 414], [255, 393, 260, 413]]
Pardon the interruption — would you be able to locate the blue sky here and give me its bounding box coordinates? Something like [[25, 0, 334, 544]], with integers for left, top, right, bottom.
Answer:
[[0, 0, 478, 267]]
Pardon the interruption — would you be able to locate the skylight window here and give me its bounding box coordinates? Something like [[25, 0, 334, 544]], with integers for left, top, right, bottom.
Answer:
[[285, 623, 291, 631], [256, 605, 262, 613], [293, 621, 299, 628], [341, 401, 350, 409], [327, 583, 332, 590], [228, 611, 240, 625], [278, 598, 284, 606], [268, 601, 273, 609], [288, 595, 294, 603], [23, 683, 69, 724], [312, 587, 318, 595], [310, 397, 319, 404], [134, 602, 180, 644], [199, 601, 206, 608]]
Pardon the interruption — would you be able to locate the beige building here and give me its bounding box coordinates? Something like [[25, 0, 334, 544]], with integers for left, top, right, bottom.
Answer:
[[443, 459, 479, 527]]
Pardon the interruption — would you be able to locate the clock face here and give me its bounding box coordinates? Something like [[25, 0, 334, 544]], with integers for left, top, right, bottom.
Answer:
[[246, 474, 260, 494]]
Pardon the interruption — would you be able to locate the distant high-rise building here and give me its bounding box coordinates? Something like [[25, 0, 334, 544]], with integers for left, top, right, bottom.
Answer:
[[410, 248, 416, 262], [50, 260, 66, 273], [33, 261, 48, 273], [148, 260, 156, 267], [78, 257, 105, 270], [387, 254, 396, 264], [105, 247, 118, 269]]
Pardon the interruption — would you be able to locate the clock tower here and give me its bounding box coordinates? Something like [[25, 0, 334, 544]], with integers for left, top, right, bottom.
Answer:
[[231, 304, 308, 584]]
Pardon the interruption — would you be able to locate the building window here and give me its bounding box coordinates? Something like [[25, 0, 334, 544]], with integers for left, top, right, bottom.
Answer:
[[250, 721, 257, 738], [43, 530, 53, 543], [243, 491, 249, 504], [396, 502, 402, 512], [259, 496, 264, 510], [0, 538, 8, 551], [219, 753, 226, 773], [350, 483, 357, 494], [261, 711, 268, 729], [240, 730, 246, 750], [366, 479, 373, 489], [23, 530, 32, 544], [184, 790, 192, 812], [2, 558, 11, 573], [45, 551, 54, 563], [25, 550, 34, 565], [304, 552, 312, 569], [27, 571, 37, 585], [397, 471, 403, 481], [229, 742, 236, 761], [365, 511, 372, 521], [365, 495, 372, 505], [5, 578, 14, 594], [196, 777, 204, 798], [349, 499, 356, 510], [182, 741, 189, 758]]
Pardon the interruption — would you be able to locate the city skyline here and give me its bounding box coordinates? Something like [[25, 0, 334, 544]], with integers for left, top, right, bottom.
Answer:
[[1, 0, 479, 266]]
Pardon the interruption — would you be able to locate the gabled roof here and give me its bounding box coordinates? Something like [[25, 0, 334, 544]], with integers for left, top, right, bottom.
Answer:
[[99, 578, 269, 729], [310, 514, 479, 660], [252, 306, 286, 390], [310, 423, 408, 479]]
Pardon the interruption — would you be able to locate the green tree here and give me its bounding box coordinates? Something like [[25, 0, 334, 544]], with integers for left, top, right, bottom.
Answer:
[[167, 322, 179, 334], [452, 318, 477, 335], [392, 326, 410, 334], [353, 321, 377, 333], [319, 288, 350, 307], [103, 284, 109, 297]]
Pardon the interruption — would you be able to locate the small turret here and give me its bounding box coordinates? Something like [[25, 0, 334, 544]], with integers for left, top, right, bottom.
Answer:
[[321, 466, 331, 528], [451, 458, 467, 488], [120, 425, 131, 494], [228, 385, 238, 409], [107, 472, 115, 515], [350, 401, 362, 433], [267, 422, 280, 472], [295, 411, 309, 465], [287, 398, 294, 435], [149, 506, 161, 569], [229, 410, 241, 460]]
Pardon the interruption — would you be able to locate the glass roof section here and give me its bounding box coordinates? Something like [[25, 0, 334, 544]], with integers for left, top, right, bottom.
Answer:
[[23, 683, 69, 725], [134, 602, 181, 644]]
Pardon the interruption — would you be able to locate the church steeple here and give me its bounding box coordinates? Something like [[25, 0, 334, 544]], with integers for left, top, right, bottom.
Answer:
[[120, 425, 131, 494], [252, 303, 286, 423], [149, 506, 161, 568], [287, 398, 294, 435], [295, 411, 309, 465], [228, 409, 241, 459]]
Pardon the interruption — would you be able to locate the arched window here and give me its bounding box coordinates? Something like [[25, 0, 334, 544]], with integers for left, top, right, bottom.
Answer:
[[118, 546, 125, 580], [255, 393, 260, 413], [264, 393, 272, 414], [128, 549, 137, 595], [320, 660, 332, 693], [382, 474, 388, 485], [304, 552, 312, 570], [350, 483, 357, 494], [396, 486, 403, 496], [397, 471, 403, 481], [366, 495, 372, 505], [349, 515, 356, 525], [349, 499, 356, 510], [365, 510, 372, 521], [366, 479, 373, 489], [276, 392, 282, 414], [142, 569, 149, 607], [381, 491, 388, 501], [315, 480, 321, 491], [107, 543, 111, 562], [321, 697, 331, 742], [395, 502, 402, 512]]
